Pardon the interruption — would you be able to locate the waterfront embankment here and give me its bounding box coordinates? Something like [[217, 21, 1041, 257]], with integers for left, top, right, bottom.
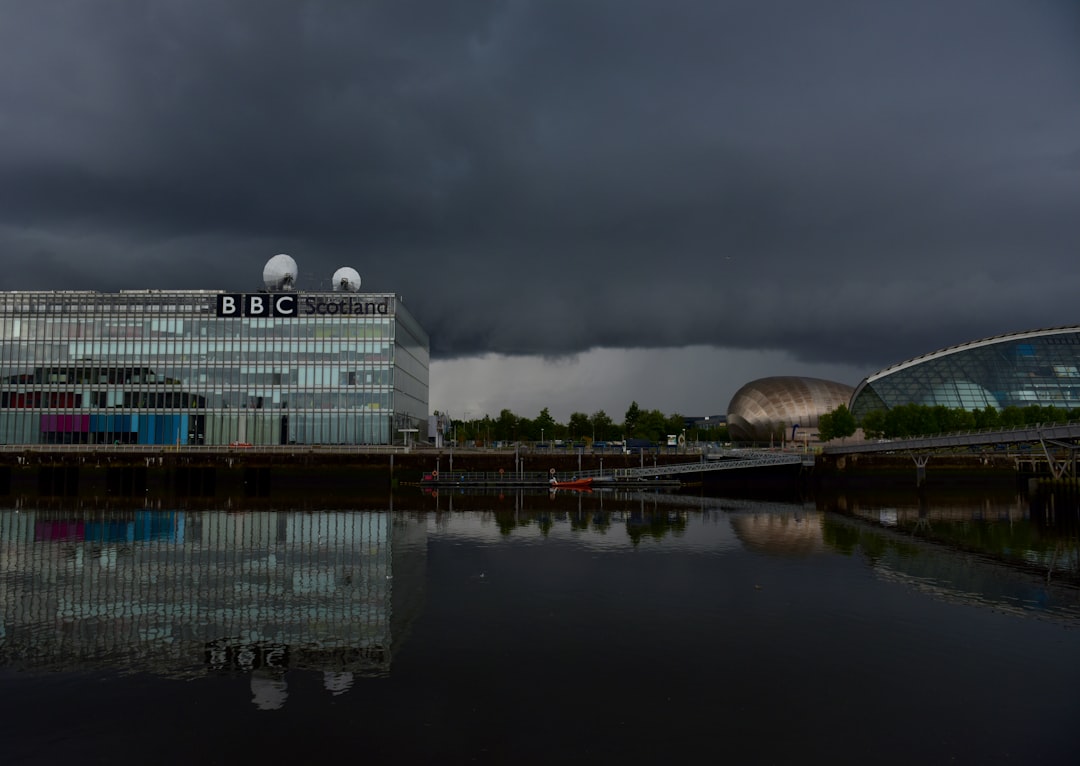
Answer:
[[0, 446, 1041, 506]]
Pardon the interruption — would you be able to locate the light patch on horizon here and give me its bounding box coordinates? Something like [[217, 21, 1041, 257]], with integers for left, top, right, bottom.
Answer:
[[430, 346, 869, 422]]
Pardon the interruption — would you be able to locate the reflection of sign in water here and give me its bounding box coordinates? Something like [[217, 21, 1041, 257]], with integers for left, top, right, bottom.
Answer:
[[33, 511, 183, 543], [0, 510, 426, 694], [206, 638, 289, 673]]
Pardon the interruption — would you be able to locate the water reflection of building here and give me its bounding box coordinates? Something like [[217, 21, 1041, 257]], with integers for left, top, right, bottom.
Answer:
[[729, 507, 828, 556], [817, 506, 1080, 621], [0, 510, 427, 709]]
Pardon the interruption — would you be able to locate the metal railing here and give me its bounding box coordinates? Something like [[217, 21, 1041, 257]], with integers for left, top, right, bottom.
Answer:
[[424, 451, 807, 484], [821, 420, 1080, 454]]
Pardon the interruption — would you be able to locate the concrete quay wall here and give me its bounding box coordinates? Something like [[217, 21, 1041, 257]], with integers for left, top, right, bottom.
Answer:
[[0, 447, 1033, 505], [814, 451, 1019, 489], [0, 447, 698, 504]]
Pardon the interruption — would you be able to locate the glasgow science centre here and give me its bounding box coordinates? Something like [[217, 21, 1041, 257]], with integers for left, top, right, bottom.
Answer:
[[0, 255, 430, 447], [727, 327, 1080, 442]]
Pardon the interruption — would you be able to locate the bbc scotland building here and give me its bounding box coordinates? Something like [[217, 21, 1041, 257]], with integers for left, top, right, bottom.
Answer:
[[0, 256, 429, 447]]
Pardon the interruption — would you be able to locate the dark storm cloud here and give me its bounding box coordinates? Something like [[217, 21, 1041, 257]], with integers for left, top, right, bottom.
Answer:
[[1, 0, 1077, 371]]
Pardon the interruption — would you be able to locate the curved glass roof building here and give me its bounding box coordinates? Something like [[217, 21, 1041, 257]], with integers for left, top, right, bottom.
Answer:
[[850, 326, 1080, 421]]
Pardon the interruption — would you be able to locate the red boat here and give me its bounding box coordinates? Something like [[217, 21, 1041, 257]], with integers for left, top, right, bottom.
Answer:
[[549, 477, 594, 490]]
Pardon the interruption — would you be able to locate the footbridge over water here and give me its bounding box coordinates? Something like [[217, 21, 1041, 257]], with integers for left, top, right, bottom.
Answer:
[[587, 451, 811, 481], [821, 421, 1080, 479], [427, 451, 811, 486]]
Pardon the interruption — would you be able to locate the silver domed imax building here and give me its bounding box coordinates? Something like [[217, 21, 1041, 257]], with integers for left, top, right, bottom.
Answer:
[[727, 376, 854, 443], [850, 326, 1080, 421]]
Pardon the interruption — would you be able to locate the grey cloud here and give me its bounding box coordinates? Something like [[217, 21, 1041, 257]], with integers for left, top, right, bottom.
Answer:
[[0, 0, 1078, 373]]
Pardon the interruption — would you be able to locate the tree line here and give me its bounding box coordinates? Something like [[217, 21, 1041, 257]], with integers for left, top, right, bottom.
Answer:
[[437, 401, 729, 445], [817, 403, 1080, 442]]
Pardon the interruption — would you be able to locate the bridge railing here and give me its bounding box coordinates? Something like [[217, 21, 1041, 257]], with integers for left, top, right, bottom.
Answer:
[[822, 420, 1080, 454]]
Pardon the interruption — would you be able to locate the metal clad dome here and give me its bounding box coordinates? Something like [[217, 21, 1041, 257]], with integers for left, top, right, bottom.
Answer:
[[730, 512, 829, 555], [727, 376, 854, 443], [263, 254, 298, 291], [332, 267, 361, 292]]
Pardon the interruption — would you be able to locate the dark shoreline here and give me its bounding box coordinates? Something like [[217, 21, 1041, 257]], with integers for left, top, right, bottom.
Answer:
[[0, 446, 1050, 508]]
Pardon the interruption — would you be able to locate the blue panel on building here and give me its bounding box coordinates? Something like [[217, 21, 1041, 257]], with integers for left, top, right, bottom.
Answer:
[[133, 511, 179, 542], [138, 414, 155, 444], [84, 521, 135, 544]]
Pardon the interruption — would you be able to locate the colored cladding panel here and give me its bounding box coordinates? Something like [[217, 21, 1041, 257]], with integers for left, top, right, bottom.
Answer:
[[174, 414, 189, 445], [30, 515, 179, 543], [40, 415, 90, 432], [85, 521, 135, 544], [49, 392, 78, 408], [91, 415, 138, 433], [138, 414, 156, 444], [135, 414, 189, 445], [133, 511, 181, 542], [34, 521, 85, 541]]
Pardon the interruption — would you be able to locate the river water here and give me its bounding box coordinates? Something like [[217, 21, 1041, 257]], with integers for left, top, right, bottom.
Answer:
[[1, 488, 1078, 765]]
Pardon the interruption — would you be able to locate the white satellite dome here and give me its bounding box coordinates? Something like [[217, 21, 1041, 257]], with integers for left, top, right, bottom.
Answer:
[[263, 254, 298, 291], [332, 267, 361, 292]]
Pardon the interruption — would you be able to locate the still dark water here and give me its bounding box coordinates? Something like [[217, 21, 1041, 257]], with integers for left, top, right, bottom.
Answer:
[[1, 490, 1078, 765]]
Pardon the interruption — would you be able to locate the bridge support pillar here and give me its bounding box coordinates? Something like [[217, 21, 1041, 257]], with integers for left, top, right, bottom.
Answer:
[[912, 454, 930, 488]]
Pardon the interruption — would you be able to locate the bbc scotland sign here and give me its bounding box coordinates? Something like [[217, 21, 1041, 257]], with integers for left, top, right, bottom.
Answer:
[[216, 294, 389, 318]]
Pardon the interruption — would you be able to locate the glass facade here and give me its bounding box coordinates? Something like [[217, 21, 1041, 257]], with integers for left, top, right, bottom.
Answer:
[[0, 290, 429, 446], [0, 510, 429, 686], [850, 327, 1080, 420]]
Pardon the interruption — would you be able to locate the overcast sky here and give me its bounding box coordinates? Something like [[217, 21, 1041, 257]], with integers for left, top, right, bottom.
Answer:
[[1, 0, 1077, 421]]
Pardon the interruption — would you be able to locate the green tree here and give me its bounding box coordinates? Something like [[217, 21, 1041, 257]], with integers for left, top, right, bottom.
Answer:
[[818, 410, 834, 441], [832, 404, 857, 439], [972, 405, 1000, 430], [590, 410, 617, 441], [534, 407, 557, 441], [475, 414, 495, 445], [860, 409, 886, 439], [624, 401, 642, 437], [999, 406, 1024, 428], [568, 412, 591, 441], [636, 409, 668, 442], [819, 404, 856, 442], [494, 408, 519, 442], [664, 413, 686, 440]]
